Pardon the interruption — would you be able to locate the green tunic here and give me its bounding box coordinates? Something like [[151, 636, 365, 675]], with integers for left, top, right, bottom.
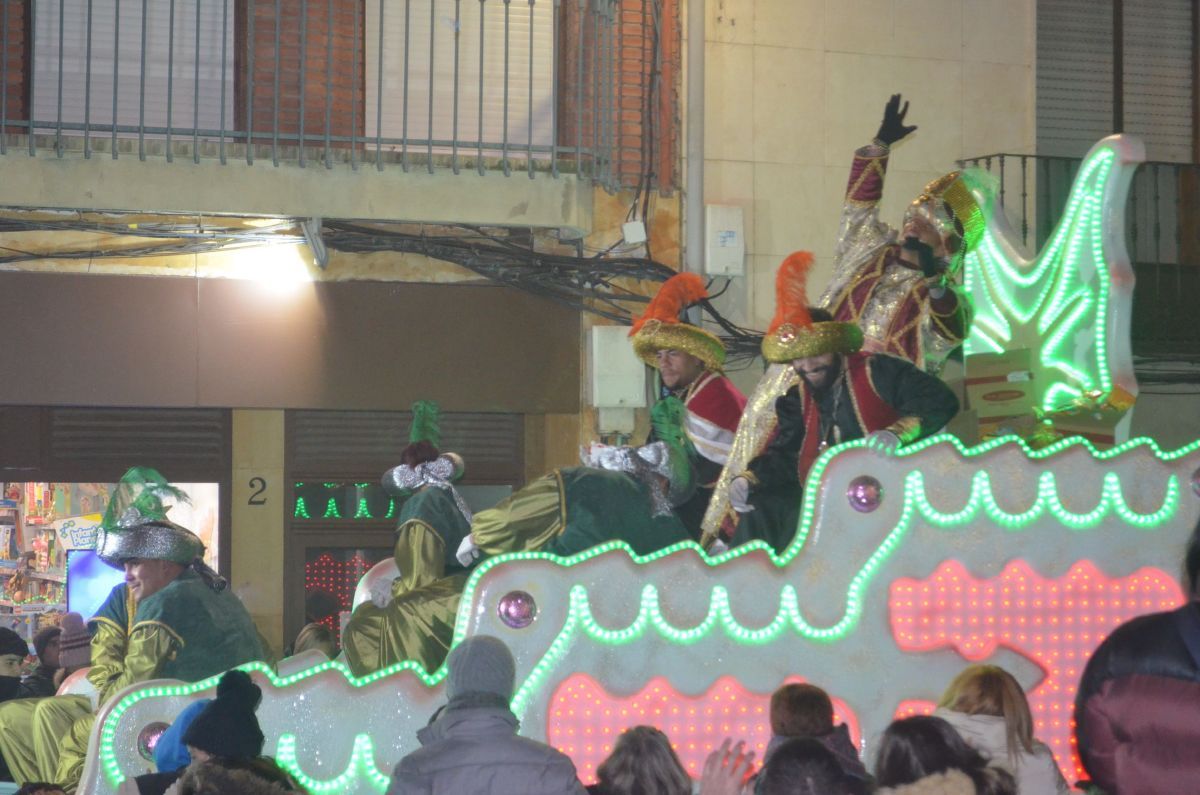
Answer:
[[471, 467, 692, 558], [92, 569, 265, 684], [0, 568, 264, 790], [342, 487, 472, 677]]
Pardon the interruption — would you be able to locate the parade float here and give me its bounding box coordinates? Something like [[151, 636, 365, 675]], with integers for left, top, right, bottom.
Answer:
[[77, 134, 1200, 793]]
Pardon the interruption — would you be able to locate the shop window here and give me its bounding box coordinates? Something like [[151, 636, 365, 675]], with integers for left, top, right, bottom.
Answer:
[[303, 546, 392, 648]]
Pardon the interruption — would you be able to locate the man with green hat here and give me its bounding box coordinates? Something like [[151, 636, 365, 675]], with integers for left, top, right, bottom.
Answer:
[[0, 468, 265, 790], [343, 401, 477, 677]]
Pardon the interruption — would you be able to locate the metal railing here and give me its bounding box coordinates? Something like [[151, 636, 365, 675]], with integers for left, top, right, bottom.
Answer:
[[960, 152, 1200, 359], [0, 0, 645, 191]]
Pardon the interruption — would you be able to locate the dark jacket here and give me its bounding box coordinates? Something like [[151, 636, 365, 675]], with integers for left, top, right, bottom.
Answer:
[[17, 663, 58, 699], [1075, 601, 1200, 794], [764, 723, 870, 785], [388, 700, 586, 795]]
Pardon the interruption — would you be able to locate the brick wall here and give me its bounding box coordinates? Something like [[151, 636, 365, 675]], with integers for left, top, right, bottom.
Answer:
[[0, 0, 27, 133], [558, 0, 680, 191], [238, 0, 365, 143]]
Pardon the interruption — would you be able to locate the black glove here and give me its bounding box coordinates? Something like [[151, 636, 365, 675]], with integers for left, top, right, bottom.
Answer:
[[875, 93, 917, 146], [902, 237, 948, 278]]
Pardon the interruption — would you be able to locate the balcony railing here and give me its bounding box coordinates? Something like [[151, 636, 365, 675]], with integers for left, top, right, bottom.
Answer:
[[960, 152, 1200, 361], [0, 0, 664, 192]]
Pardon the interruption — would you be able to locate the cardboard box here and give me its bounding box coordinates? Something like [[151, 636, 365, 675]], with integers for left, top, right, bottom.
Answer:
[[965, 349, 1037, 422], [1050, 406, 1132, 449]]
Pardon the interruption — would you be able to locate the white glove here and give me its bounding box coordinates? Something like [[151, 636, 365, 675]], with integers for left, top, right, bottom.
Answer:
[[729, 476, 754, 513], [456, 535, 481, 567], [866, 429, 902, 453]]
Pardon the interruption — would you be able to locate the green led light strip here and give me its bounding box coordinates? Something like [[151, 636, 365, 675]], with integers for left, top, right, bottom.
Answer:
[[275, 733, 391, 793], [98, 659, 444, 789], [963, 146, 1121, 409], [99, 434, 1196, 791]]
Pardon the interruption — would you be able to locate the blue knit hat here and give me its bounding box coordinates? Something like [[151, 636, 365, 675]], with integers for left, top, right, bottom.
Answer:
[[154, 699, 211, 772]]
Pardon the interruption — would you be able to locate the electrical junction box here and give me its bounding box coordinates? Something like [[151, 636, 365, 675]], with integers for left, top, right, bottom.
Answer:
[[705, 204, 745, 276], [589, 326, 647, 409], [622, 220, 648, 245]]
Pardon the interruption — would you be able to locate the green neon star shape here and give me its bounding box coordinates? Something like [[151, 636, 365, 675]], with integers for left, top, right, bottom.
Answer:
[[962, 135, 1144, 410]]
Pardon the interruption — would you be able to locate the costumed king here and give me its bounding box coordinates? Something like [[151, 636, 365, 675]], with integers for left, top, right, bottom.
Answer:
[[719, 251, 960, 554], [820, 93, 991, 374], [629, 272, 746, 539]]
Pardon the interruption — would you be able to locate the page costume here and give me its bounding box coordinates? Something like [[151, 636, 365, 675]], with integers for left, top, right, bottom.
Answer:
[[0, 469, 264, 789], [343, 402, 475, 677], [630, 272, 746, 538]]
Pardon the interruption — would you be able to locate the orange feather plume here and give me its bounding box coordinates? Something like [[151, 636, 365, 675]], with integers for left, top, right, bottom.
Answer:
[[630, 272, 710, 335], [767, 251, 814, 334]]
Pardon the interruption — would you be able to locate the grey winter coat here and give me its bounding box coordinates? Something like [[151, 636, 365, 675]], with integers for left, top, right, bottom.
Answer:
[[388, 702, 586, 795]]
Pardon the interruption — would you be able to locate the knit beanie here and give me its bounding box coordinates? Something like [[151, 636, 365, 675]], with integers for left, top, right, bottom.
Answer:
[[32, 625, 61, 663], [0, 627, 26, 659], [57, 613, 91, 670], [154, 698, 211, 772], [182, 670, 265, 761], [445, 635, 516, 702]]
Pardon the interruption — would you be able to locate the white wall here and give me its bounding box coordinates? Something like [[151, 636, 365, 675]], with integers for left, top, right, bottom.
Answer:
[[689, 0, 1037, 328]]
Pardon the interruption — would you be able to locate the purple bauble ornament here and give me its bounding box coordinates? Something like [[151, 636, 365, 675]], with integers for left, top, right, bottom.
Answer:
[[137, 721, 171, 761], [498, 590, 537, 629], [846, 475, 883, 513]]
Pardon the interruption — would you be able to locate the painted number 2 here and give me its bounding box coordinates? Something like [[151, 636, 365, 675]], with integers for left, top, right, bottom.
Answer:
[[248, 477, 268, 506]]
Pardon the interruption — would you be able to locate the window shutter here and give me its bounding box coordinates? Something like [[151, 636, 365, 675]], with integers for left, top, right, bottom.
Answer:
[[0, 406, 230, 482], [46, 407, 230, 480], [1124, 0, 1193, 163], [288, 410, 525, 485], [1037, 0, 1193, 161], [1036, 0, 1115, 158], [31, 0, 234, 135], [364, 0, 555, 151]]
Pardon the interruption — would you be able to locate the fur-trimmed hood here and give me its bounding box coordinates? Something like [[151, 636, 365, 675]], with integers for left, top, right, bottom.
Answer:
[[172, 760, 302, 795]]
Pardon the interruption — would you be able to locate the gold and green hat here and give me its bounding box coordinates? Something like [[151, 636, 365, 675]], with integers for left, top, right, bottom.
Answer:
[[94, 467, 205, 568], [761, 251, 863, 363], [629, 272, 726, 371], [909, 169, 991, 261]]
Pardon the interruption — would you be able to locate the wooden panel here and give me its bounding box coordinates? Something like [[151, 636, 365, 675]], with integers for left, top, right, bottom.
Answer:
[[0, 272, 200, 407], [0, 272, 581, 414], [195, 278, 580, 413]]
